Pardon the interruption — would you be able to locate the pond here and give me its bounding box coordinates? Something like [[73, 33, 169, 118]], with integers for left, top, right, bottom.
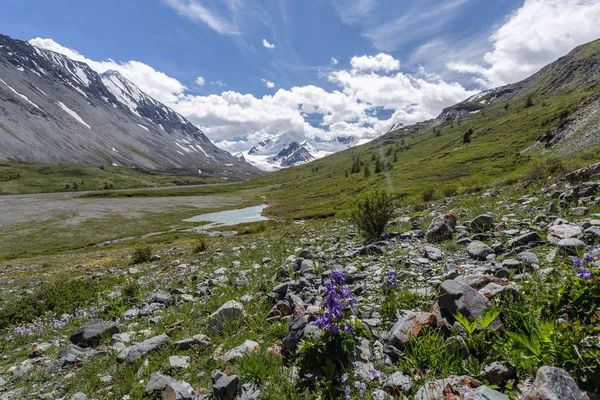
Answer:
[[183, 204, 270, 231]]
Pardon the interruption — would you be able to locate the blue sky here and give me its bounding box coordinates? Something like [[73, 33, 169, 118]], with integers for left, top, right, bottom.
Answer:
[[2, 0, 600, 151]]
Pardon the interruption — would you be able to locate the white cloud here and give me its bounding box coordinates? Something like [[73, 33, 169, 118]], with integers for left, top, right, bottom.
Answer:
[[330, 57, 339, 65], [161, 0, 239, 35], [448, 0, 600, 88], [262, 39, 276, 49], [29, 37, 474, 149], [195, 76, 206, 86], [261, 79, 275, 89], [350, 53, 400, 72]]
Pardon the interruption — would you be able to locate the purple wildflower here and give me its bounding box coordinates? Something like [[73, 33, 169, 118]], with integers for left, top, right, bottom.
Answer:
[[344, 385, 351, 400], [341, 373, 349, 383], [576, 268, 594, 281], [354, 381, 366, 395], [344, 323, 354, 334], [584, 253, 594, 263], [387, 269, 397, 287], [367, 366, 382, 381], [372, 389, 387, 400], [573, 256, 584, 269], [315, 269, 358, 334]]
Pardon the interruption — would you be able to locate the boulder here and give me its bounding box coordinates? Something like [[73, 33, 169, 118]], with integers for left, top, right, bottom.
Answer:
[[425, 219, 453, 242], [557, 238, 586, 255], [383, 371, 412, 396], [212, 370, 239, 400], [117, 334, 170, 363], [521, 366, 587, 400], [163, 381, 195, 400], [547, 225, 583, 244], [508, 232, 541, 247], [389, 311, 437, 349], [209, 301, 245, 332], [168, 356, 190, 369], [471, 215, 494, 233], [175, 334, 211, 351], [220, 340, 260, 363], [480, 361, 516, 386], [421, 245, 445, 261], [69, 320, 120, 347], [145, 372, 176, 392], [282, 316, 307, 354], [438, 280, 489, 324], [467, 241, 494, 261]]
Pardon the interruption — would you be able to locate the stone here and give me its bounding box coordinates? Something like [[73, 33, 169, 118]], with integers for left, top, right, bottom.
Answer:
[[389, 311, 437, 349], [383, 371, 412, 395], [163, 380, 195, 400], [212, 370, 239, 400], [557, 238, 586, 255], [175, 334, 211, 351], [69, 320, 120, 347], [438, 280, 489, 324], [57, 344, 98, 360], [508, 232, 541, 247], [220, 340, 260, 362], [70, 393, 88, 400], [282, 315, 307, 354], [425, 219, 453, 242], [521, 366, 587, 400], [148, 290, 172, 306], [415, 376, 481, 400], [470, 386, 511, 400], [208, 300, 245, 332], [168, 356, 190, 369], [480, 361, 517, 386], [547, 224, 583, 244], [421, 245, 444, 261], [471, 214, 494, 233], [518, 252, 539, 266], [123, 308, 140, 319], [467, 241, 494, 261], [117, 334, 170, 363], [145, 372, 176, 392]]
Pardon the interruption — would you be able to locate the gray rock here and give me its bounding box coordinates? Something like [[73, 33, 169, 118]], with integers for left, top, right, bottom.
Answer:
[[145, 372, 176, 392], [425, 219, 453, 242], [212, 370, 239, 400], [548, 224, 583, 243], [383, 371, 412, 395], [389, 311, 437, 349], [415, 376, 477, 400], [438, 280, 489, 324], [148, 290, 172, 306], [501, 259, 521, 270], [469, 386, 510, 400], [168, 356, 190, 369], [163, 380, 195, 400], [58, 344, 98, 360], [508, 232, 540, 247], [69, 319, 120, 347], [467, 241, 494, 261], [70, 393, 88, 400], [175, 334, 211, 351], [124, 308, 140, 319], [521, 366, 587, 400], [557, 238, 586, 255], [471, 214, 494, 233], [518, 252, 539, 266], [220, 340, 259, 362], [117, 334, 170, 363], [208, 300, 245, 332], [480, 361, 516, 386], [421, 245, 444, 261], [282, 316, 307, 354]]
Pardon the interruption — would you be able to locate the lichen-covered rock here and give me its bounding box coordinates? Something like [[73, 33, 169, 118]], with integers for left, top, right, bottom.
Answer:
[[208, 300, 245, 332], [521, 366, 587, 400]]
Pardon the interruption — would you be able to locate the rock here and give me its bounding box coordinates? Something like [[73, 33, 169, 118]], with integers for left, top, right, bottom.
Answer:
[[148, 290, 172, 306], [163, 381, 195, 400], [220, 340, 260, 362], [57, 344, 98, 360], [548, 225, 583, 244], [470, 386, 511, 399], [69, 320, 120, 347], [117, 334, 170, 363], [557, 238, 586, 255], [467, 241, 494, 261], [209, 300, 245, 332], [389, 311, 437, 349], [421, 245, 444, 261], [521, 366, 587, 400], [282, 315, 307, 354], [70, 393, 88, 400], [383, 371, 412, 396], [175, 334, 211, 351], [518, 252, 539, 266], [472, 214, 494, 233], [212, 370, 239, 400], [501, 259, 522, 270], [146, 372, 176, 392], [124, 308, 140, 319], [438, 280, 489, 324], [168, 356, 190, 369], [425, 219, 453, 242], [480, 361, 517, 386], [508, 232, 541, 247], [415, 376, 480, 400]]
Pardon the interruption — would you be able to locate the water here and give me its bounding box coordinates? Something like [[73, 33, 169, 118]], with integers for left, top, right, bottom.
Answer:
[[184, 204, 270, 231]]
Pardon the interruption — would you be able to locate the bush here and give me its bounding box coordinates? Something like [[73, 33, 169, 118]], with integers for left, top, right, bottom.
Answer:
[[421, 186, 437, 202], [442, 185, 458, 198], [192, 235, 209, 253], [131, 245, 152, 264], [350, 189, 395, 240]]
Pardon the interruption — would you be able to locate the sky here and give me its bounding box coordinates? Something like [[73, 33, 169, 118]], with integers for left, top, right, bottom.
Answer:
[[2, 0, 600, 153]]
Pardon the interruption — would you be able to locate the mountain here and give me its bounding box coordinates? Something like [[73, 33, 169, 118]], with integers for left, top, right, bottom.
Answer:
[[0, 34, 260, 180], [250, 38, 600, 219], [241, 133, 362, 171]]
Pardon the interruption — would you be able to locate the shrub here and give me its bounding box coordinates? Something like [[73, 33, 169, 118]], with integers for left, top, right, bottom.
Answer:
[[192, 235, 209, 253], [131, 245, 152, 264], [421, 186, 437, 202], [463, 128, 473, 143], [442, 185, 458, 198], [350, 189, 395, 240]]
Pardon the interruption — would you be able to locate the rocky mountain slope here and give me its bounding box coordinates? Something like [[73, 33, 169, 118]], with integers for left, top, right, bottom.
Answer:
[[0, 34, 260, 180]]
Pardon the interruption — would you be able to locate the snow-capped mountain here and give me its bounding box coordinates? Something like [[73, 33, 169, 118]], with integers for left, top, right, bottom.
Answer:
[[0, 33, 260, 179], [241, 134, 362, 171]]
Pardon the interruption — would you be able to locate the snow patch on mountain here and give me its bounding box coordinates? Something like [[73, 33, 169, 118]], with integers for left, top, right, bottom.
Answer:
[[56, 101, 91, 129]]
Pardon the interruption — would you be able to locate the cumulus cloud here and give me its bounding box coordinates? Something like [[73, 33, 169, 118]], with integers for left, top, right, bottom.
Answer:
[[350, 53, 400, 72], [29, 37, 474, 147], [448, 0, 600, 88], [261, 79, 276, 88], [262, 39, 276, 49], [195, 76, 206, 86]]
